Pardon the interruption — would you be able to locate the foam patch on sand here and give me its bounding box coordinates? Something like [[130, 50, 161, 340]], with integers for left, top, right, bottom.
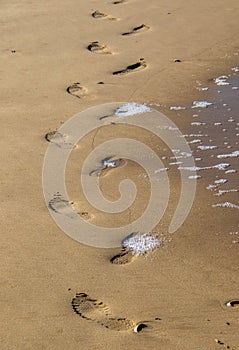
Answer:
[[189, 175, 201, 179], [212, 202, 239, 209], [191, 101, 213, 108], [214, 179, 228, 184], [170, 106, 186, 110], [114, 103, 152, 117], [217, 150, 239, 158], [122, 233, 162, 255], [214, 76, 230, 86], [198, 145, 217, 150], [215, 189, 238, 196], [178, 163, 230, 172]]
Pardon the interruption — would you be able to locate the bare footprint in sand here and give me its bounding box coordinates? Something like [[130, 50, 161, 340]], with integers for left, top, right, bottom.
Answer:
[[91, 10, 118, 21], [72, 293, 147, 332], [113, 58, 147, 76], [45, 131, 74, 149], [112, 0, 127, 4], [49, 194, 75, 218], [122, 24, 150, 36], [110, 249, 136, 265], [89, 157, 126, 177], [87, 41, 111, 54], [66, 82, 88, 99]]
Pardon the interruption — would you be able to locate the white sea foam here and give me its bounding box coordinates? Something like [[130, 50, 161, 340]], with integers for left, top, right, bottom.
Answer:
[[225, 169, 237, 174], [122, 233, 163, 255], [217, 150, 239, 158], [103, 160, 117, 168], [114, 103, 152, 117], [212, 202, 239, 209], [179, 163, 230, 171], [154, 167, 168, 173], [191, 122, 206, 126], [157, 125, 179, 131], [232, 67, 239, 72], [191, 101, 213, 108], [215, 189, 238, 196], [196, 87, 209, 91], [188, 139, 202, 144], [182, 134, 207, 137], [198, 145, 218, 150], [170, 106, 186, 110], [169, 161, 183, 165], [207, 184, 218, 190], [188, 175, 201, 179], [214, 76, 230, 86], [214, 179, 228, 184]]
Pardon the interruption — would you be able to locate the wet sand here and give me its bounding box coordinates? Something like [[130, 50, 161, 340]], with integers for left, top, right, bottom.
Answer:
[[1, 0, 239, 349]]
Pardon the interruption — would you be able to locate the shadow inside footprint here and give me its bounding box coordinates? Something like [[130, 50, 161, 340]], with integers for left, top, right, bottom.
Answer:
[[113, 0, 126, 4], [113, 58, 147, 75], [122, 24, 149, 36], [66, 82, 87, 98], [72, 293, 136, 331], [87, 41, 111, 54], [110, 249, 135, 265], [92, 10, 107, 18]]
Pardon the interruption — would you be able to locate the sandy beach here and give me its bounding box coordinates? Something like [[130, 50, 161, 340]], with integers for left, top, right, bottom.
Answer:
[[1, 0, 239, 349]]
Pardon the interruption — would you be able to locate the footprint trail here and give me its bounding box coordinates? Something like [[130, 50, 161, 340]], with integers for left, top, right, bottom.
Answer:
[[113, 58, 147, 75], [122, 24, 149, 36], [72, 293, 137, 331]]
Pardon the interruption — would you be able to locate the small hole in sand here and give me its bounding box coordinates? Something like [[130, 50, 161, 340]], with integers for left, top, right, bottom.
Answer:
[[226, 300, 239, 307], [134, 323, 148, 333]]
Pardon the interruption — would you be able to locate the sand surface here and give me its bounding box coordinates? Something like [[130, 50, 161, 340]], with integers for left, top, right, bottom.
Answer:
[[1, 0, 239, 349]]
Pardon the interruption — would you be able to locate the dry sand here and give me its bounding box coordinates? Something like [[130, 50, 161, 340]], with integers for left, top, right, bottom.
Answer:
[[1, 0, 239, 349]]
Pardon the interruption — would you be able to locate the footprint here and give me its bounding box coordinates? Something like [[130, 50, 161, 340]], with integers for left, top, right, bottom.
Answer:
[[113, 58, 147, 76], [45, 130, 57, 142], [110, 249, 136, 265], [87, 41, 111, 54], [45, 131, 74, 149], [66, 82, 88, 99], [122, 24, 149, 36], [72, 293, 138, 331], [89, 157, 126, 177], [112, 0, 126, 4], [49, 194, 75, 217], [91, 10, 118, 21]]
